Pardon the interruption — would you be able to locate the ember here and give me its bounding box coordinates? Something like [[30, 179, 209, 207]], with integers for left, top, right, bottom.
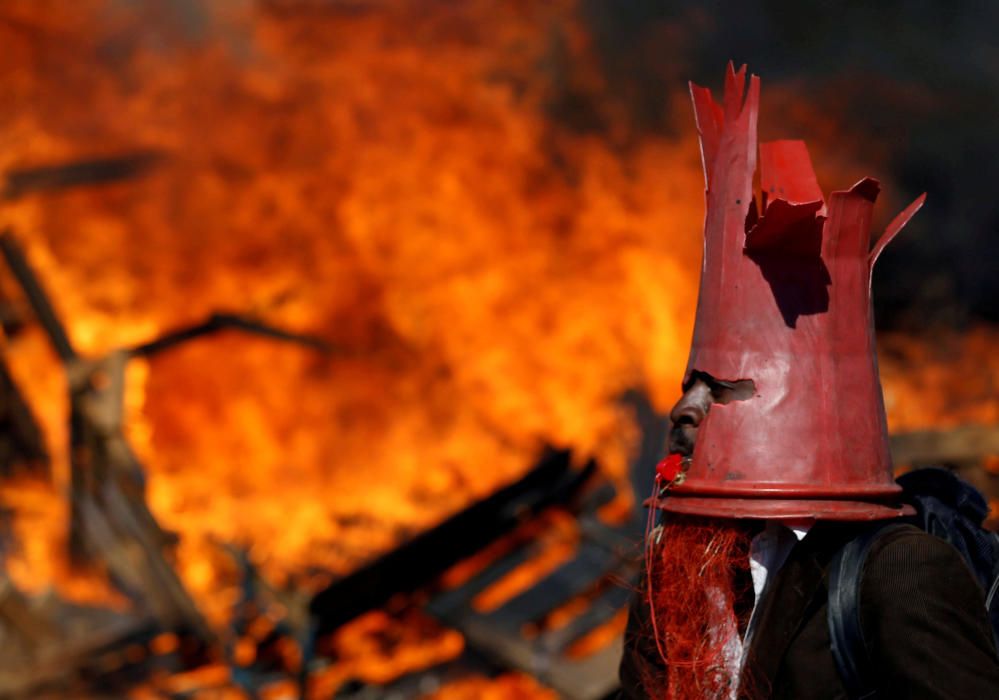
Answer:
[[0, 1, 995, 697]]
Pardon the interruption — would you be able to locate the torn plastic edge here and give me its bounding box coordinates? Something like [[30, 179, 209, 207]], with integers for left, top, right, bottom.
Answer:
[[723, 61, 748, 121], [758, 140, 825, 210], [690, 83, 724, 189], [744, 198, 824, 253], [817, 177, 881, 264], [733, 73, 761, 221], [689, 62, 759, 193], [869, 193, 927, 271], [847, 176, 881, 203]]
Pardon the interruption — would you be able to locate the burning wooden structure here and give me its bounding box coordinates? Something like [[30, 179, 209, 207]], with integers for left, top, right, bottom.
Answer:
[[0, 1, 997, 699], [0, 229, 995, 698]]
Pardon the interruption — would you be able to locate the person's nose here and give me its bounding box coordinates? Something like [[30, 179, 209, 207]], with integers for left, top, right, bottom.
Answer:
[[670, 382, 713, 428]]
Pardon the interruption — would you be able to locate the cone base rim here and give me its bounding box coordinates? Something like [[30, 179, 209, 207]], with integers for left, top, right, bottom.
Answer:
[[647, 495, 915, 521], [670, 478, 905, 499]]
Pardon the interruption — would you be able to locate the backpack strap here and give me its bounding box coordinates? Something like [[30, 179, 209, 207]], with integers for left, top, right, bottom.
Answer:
[[827, 523, 911, 700], [987, 537, 999, 654]]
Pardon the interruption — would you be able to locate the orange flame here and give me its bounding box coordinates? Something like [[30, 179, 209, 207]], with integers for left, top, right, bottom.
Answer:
[[0, 1, 995, 696], [0, 0, 703, 602]]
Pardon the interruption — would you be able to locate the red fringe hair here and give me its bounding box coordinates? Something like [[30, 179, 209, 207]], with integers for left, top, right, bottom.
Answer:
[[641, 515, 753, 699]]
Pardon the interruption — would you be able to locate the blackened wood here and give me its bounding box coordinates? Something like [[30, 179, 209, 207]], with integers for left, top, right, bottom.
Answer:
[[348, 396, 661, 699], [0, 568, 161, 698], [426, 542, 540, 618], [0, 231, 77, 363], [0, 358, 48, 477], [76, 481, 213, 642], [3, 152, 163, 200], [0, 576, 59, 649], [455, 609, 623, 700], [0, 229, 296, 634], [481, 542, 618, 634], [539, 577, 635, 655], [128, 312, 332, 357], [0, 287, 30, 338], [310, 449, 593, 634], [890, 424, 999, 466]]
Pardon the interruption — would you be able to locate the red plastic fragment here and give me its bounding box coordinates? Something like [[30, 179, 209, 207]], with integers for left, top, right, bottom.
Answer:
[[759, 140, 824, 206], [744, 198, 824, 254], [690, 83, 725, 188], [870, 192, 927, 270], [656, 453, 685, 485]]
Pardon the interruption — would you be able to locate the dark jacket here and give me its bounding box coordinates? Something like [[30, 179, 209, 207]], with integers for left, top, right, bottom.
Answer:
[[619, 523, 999, 699]]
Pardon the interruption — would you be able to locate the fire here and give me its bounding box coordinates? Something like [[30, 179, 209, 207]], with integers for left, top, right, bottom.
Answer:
[[0, 0, 995, 696], [0, 0, 690, 589], [0, 1, 703, 690], [880, 327, 999, 431], [424, 674, 558, 700]]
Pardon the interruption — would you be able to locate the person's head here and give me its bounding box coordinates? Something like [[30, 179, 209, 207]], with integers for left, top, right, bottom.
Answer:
[[668, 370, 755, 458], [657, 65, 919, 522], [640, 62, 918, 697]]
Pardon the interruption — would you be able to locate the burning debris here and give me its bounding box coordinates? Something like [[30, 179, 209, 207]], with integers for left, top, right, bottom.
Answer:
[[2, 152, 165, 202], [0, 1, 996, 698], [0, 233, 990, 698], [0, 223, 644, 697], [0, 231, 339, 696], [0, 357, 46, 479], [0, 11, 706, 688], [0, 214, 661, 697]]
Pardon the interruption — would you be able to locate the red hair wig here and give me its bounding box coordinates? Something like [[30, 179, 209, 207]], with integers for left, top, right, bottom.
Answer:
[[641, 515, 754, 699]]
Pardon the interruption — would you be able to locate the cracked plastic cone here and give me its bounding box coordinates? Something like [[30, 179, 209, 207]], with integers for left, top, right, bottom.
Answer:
[[657, 64, 925, 521]]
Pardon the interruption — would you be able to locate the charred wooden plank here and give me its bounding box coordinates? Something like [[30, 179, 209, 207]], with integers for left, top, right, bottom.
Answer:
[[310, 449, 593, 634], [0, 576, 59, 649], [890, 424, 999, 466], [0, 357, 48, 477], [3, 151, 164, 200], [75, 482, 213, 643], [128, 312, 332, 357], [454, 610, 622, 700], [428, 539, 628, 700], [539, 578, 635, 655], [1, 228, 310, 644], [0, 232, 95, 559], [0, 571, 160, 698], [0, 231, 76, 363], [482, 542, 619, 634], [411, 395, 663, 700], [426, 544, 540, 619]]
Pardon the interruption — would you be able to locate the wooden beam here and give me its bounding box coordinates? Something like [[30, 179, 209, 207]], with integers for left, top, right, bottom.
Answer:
[[2, 152, 163, 200], [310, 449, 592, 634], [0, 231, 77, 363], [0, 357, 48, 477], [890, 424, 999, 466]]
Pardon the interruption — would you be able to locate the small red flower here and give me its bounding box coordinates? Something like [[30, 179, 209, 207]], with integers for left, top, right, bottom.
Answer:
[[656, 453, 685, 484]]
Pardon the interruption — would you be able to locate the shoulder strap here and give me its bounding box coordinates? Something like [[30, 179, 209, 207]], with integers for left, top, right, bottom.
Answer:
[[986, 534, 999, 654], [827, 523, 910, 700]]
